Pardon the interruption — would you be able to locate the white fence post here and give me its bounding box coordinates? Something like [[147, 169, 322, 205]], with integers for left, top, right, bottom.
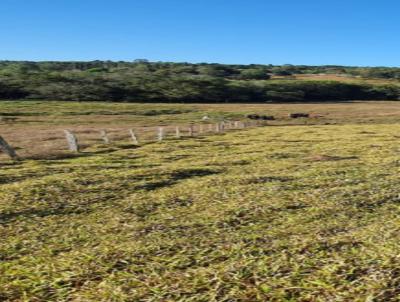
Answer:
[[188, 125, 194, 137], [158, 127, 164, 142], [129, 129, 139, 145], [100, 130, 110, 144], [64, 130, 79, 152], [175, 126, 181, 138]]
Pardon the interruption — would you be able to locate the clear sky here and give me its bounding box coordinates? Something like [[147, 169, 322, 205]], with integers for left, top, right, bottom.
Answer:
[[1, 0, 399, 66]]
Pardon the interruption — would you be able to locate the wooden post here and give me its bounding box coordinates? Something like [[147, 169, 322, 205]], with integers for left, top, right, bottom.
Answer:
[[208, 124, 213, 132], [175, 126, 181, 138], [199, 124, 204, 134], [100, 130, 110, 144], [0, 136, 19, 160], [129, 129, 139, 145], [158, 127, 164, 142], [215, 123, 220, 133], [234, 121, 239, 128], [64, 130, 79, 152], [188, 125, 194, 137]]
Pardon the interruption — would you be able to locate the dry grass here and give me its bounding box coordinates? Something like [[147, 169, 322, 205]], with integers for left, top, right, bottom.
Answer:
[[271, 73, 400, 86], [2, 120, 400, 301], [1, 101, 400, 160]]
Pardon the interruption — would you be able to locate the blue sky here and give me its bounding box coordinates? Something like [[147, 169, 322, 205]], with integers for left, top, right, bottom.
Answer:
[[0, 0, 399, 66]]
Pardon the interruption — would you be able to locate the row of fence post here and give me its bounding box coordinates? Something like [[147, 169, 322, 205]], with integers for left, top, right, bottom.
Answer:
[[0, 120, 265, 160]]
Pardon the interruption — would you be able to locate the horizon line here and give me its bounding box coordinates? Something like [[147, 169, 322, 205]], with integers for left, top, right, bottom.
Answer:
[[1, 59, 399, 69]]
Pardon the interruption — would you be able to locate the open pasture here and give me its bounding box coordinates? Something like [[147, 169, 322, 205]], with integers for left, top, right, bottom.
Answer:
[[1, 101, 400, 159], [1, 101, 400, 300]]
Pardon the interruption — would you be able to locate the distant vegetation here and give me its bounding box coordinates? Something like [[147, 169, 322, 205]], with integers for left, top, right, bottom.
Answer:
[[1, 60, 400, 102]]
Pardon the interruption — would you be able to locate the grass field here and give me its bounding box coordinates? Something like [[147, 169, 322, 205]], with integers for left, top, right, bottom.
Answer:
[[2, 101, 400, 301], [2, 100, 400, 159], [271, 73, 400, 86]]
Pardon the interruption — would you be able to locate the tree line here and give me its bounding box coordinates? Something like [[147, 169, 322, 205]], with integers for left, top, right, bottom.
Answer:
[[0, 60, 399, 102]]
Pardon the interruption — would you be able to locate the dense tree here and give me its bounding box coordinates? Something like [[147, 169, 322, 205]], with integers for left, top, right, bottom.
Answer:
[[0, 60, 399, 102], [0, 81, 28, 99], [239, 68, 271, 80]]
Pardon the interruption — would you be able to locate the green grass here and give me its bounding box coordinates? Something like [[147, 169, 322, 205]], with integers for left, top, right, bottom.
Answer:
[[2, 122, 400, 301], [0, 101, 199, 117], [0, 101, 245, 129]]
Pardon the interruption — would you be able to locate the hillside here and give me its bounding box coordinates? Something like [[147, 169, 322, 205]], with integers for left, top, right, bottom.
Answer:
[[1, 61, 400, 102]]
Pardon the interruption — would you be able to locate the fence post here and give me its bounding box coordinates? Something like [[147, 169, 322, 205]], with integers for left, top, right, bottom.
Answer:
[[188, 125, 194, 137], [199, 124, 204, 134], [175, 126, 181, 138], [129, 129, 139, 145], [0, 136, 19, 160], [208, 124, 213, 132], [158, 127, 164, 142], [100, 130, 110, 144], [215, 123, 220, 133], [64, 130, 79, 152]]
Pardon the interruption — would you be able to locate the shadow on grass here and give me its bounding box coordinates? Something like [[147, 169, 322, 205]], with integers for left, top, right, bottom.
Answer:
[[0, 205, 90, 225], [0, 168, 221, 224], [241, 175, 294, 185], [18, 144, 141, 161], [134, 168, 221, 191], [309, 155, 359, 162], [26, 152, 82, 160]]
